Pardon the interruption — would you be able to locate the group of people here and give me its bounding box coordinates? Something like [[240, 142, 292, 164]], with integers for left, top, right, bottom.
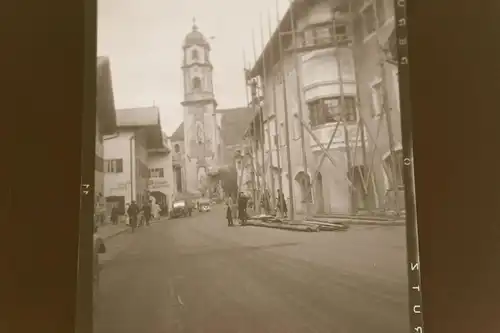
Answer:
[[109, 200, 163, 228], [225, 192, 249, 226], [120, 200, 155, 231], [225, 189, 288, 227]]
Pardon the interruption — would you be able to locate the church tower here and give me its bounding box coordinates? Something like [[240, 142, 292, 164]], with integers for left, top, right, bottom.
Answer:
[[181, 19, 219, 195]]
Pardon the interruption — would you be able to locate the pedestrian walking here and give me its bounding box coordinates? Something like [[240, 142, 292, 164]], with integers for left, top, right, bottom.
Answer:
[[111, 206, 119, 225], [93, 222, 106, 311], [226, 196, 234, 226], [153, 202, 160, 219], [142, 200, 152, 226], [261, 189, 271, 215], [127, 200, 140, 231], [277, 189, 288, 218], [238, 192, 249, 225]]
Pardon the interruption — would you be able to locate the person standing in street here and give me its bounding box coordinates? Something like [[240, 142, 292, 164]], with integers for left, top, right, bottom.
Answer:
[[261, 189, 271, 215], [238, 192, 249, 225], [110, 206, 119, 225], [226, 195, 234, 226], [277, 189, 288, 218], [93, 222, 106, 311], [142, 200, 152, 226], [127, 200, 140, 231]]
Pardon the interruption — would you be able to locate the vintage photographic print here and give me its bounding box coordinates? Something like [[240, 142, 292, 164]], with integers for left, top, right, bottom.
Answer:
[[90, 0, 421, 332]]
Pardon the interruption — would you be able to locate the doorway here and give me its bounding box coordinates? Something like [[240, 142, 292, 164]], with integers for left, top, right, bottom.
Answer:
[[294, 171, 312, 214], [314, 172, 325, 214]]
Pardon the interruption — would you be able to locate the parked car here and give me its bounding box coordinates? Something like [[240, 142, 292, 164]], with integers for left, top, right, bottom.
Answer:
[[198, 198, 211, 212], [171, 199, 192, 218]]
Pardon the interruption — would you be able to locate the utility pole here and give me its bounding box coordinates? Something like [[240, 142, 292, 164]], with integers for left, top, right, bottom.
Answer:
[[288, 0, 311, 216], [276, 0, 295, 221]]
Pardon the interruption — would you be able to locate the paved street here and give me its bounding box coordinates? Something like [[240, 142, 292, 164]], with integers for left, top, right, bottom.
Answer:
[[94, 205, 410, 333]]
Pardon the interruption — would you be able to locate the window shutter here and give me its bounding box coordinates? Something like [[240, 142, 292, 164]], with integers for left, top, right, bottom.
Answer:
[[159, 168, 164, 178], [116, 159, 123, 173]]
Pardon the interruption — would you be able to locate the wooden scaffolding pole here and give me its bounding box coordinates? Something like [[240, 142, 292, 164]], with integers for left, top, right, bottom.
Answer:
[[268, 9, 285, 217], [250, 126, 259, 212], [239, 50, 251, 206], [288, 0, 311, 215], [237, 144, 245, 200], [378, 43, 401, 215], [276, 0, 295, 221], [260, 13, 277, 211], [335, 48, 355, 213], [252, 30, 266, 214]]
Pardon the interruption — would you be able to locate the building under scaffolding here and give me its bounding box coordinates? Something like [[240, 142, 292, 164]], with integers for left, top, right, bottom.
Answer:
[[240, 0, 403, 219]]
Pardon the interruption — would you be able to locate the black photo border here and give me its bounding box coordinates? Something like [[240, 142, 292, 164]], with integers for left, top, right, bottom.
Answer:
[[4, 0, 500, 332]]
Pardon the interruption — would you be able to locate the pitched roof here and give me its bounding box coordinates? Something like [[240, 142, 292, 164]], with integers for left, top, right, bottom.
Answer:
[[116, 106, 161, 127], [170, 122, 184, 141], [220, 107, 254, 146]]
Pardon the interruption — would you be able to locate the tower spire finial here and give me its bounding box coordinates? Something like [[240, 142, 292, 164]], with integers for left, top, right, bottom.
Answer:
[[192, 17, 198, 31]]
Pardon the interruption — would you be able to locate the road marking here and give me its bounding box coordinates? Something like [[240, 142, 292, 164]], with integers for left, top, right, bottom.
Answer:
[[177, 295, 184, 306], [168, 279, 174, 298]]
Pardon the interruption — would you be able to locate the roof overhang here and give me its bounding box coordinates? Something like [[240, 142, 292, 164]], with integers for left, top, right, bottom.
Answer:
[[96, 57, 117, 135], [144, 124, 166, 151], [115, 106, 168, 151], [248, 0, 350, 79]]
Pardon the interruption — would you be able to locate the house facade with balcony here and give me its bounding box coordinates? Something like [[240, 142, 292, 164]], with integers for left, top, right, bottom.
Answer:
[[245, 0, 402, 215], [147, 132, 174, 214], [103, 106, 167, 214]]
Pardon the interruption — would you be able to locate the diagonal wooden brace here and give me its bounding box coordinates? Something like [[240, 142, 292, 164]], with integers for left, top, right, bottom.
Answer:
[[310, 121, 340, 190], [295, 114, 353, 188]]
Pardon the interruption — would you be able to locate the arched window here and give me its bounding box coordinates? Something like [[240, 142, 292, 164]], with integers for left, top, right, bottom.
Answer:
[[174, 144, 180, 153], [192, 49, 199, 61], [192, 77, 202, 90]]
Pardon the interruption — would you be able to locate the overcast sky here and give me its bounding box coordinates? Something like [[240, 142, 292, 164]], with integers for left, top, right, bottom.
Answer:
[[98, 0, 290, 135]]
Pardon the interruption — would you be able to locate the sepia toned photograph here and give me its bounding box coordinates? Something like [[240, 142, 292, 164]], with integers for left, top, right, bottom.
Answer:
[[90, 0, 417, 332]]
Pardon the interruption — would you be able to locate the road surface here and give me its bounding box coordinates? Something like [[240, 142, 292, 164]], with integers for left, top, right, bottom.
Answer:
[[94, 205, 410, 333]]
